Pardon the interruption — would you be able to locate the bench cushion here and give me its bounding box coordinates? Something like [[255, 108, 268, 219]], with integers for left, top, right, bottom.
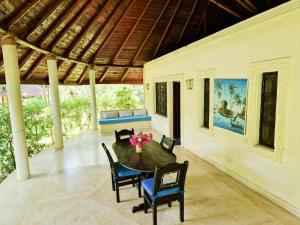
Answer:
[[119, 110, 133, 118], [98, 115, 151, 125], [102, 111, 118, 119], [133, 109, 147, 117]]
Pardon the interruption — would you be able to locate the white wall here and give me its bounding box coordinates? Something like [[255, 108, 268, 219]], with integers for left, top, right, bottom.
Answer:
[[144, 2, 300, 217]]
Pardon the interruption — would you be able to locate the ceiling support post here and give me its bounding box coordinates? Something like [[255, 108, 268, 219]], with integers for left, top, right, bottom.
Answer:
[[47, 54, 63, 149], [89, 67, 97, 130], [1, 34, 30, 180]]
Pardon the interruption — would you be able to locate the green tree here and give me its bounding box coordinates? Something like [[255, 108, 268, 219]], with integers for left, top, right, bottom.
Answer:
[[228, 83, 237, 109], [115, 86, 137, 109], [215, 81, 222, 107]]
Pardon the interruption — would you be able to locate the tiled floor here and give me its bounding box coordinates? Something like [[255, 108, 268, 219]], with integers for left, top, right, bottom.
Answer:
[[0, 130, 299, 225]]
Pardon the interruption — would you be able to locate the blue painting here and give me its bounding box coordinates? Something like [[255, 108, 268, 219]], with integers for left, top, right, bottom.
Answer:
[[214, 79, 247, 135]]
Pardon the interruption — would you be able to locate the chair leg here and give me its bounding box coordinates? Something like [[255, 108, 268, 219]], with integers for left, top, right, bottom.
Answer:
[[153, 201, 157, 225], [138, 176, 142, 197], [132, 177, 135, 187], [111, 173, 115, 191], [144, 197, 148, 213], [116, 182, 120, 203], [168, 201, 172, 207], [180, 195, 184, 222]]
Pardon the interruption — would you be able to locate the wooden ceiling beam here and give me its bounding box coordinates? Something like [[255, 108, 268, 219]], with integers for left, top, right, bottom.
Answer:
[[153, 0, 183, 58], [25, 0, 66, 40], [19, 50, 35, 70], [78, 66, 89, 84], [65, 0, 110, 57], [100, 0, 152, 83], [243, 0, 258, 12], [79, 0, 123, 61], [38, 0, 89, 47], [209, 0, 243, 19], [92, 0, 135, 64], [120, 0, 171, 83], [49, 0, 93, 50], [3, 0, 40, 29], [24, 54, 46, 80], [62, 64, 77, 84], [175, 0, 199, 48], [236, 0, 256, 13]]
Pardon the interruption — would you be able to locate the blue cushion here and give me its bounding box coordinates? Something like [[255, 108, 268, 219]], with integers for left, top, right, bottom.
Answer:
[[117, 164, 141, 177], [98, 115, 151, 125], [141, 178, 181, 198]]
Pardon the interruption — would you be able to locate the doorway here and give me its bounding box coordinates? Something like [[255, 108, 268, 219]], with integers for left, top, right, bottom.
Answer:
[[173, 82, 181, 144]]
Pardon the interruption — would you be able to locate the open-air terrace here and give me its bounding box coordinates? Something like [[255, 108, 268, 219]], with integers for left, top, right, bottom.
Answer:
[[1, 0, 300, 225]]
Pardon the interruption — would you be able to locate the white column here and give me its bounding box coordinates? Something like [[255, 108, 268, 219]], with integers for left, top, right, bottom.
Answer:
[[1, 35, 30, 180], [47, 55, 63, 149], [89, 67, 97, 130]]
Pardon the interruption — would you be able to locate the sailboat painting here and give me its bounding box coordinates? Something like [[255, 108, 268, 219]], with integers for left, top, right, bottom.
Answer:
[[213, 79, 247, 135]]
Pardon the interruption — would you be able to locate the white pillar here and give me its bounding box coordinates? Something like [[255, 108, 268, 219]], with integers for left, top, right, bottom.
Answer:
[[1, 35, 30, 180], [47, 55, 63, 149], [89, 67, 97, 130]]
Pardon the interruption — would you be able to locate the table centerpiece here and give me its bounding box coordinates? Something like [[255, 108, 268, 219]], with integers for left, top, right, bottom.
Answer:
[[129, 132, 153, 153]]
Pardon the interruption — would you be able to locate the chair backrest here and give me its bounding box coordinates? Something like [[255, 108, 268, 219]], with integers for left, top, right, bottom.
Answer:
[[153, 161, 189, 197], [115, 128, 134, 142], [102, 143, 117, 176], [160, 135, 175, 152]]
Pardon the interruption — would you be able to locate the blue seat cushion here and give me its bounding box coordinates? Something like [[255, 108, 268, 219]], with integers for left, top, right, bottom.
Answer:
[[98, 115, 151, 125], [141, 178, 181, 198], [117, 164, 141, 177]]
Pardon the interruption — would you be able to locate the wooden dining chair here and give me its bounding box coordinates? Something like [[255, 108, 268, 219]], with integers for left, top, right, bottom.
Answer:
[[141, 161, 189, 225], [115, 128, 134, 142], [160, 135, 175, 153], [102, 143, 142, 203]]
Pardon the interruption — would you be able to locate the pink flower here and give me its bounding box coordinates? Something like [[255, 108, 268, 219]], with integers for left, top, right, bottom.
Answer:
[[129, 132, 153, 147]]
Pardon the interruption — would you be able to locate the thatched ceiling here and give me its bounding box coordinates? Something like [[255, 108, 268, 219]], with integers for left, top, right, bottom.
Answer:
[[0, 0, 288, 85]]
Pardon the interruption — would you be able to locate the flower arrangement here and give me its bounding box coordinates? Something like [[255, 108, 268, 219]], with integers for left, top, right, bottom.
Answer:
[[130, 132, 153, 153]]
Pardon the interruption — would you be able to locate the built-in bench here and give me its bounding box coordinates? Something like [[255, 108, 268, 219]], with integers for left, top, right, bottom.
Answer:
[[98, 109, 151, 133]]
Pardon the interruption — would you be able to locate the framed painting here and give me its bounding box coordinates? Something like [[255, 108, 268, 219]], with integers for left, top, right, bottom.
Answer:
[[213, 79, 247, 135]]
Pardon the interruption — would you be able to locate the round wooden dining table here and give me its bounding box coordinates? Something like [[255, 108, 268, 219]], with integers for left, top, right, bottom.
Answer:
[[112, 140, 177, 172], [112, 140, 177, 213]]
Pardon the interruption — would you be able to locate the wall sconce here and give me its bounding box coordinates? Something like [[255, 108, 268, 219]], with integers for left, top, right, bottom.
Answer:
[[146, 83, 150, 90], [186, 79, 193, 90]]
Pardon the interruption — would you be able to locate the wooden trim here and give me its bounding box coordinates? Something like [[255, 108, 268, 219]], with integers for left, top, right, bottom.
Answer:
[[62, 63, 77, 84], [65, 0, 111, 57], [79, 0, 123, 61], [49, 0, 93, 50], [38, 0, 89, 46], [78, 66, 89, 84], [100, 0, 152, 83], [4, 0, 40, 29], [153, 0, 183, 58], [209, 0, 243, 19], [236, 0, 256, 13], [175, 0, 199, 48], [92, 0, 135, 64], [24, 54, 46, 80], [25, 0, 65, 39]]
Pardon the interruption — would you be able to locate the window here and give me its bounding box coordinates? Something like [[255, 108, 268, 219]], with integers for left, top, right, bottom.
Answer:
[[203, 78, 210, 128], [259, 72, 278, 149], [156, 82, 167, 117]]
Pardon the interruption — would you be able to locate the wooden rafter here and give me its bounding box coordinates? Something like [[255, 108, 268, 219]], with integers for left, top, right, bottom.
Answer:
[[175, 0, 199, 48], [19, 50, 35, 69], [38, 0, 89, 47], [79, 0, 123, 61], [243, 0, 258, 12], [236, 0, 256, 13], [3, 0, 40, 29], [25, 0, 66, 40], [62, 64, 77, 84], [50, 0, 93, 50], [24, 54, 46, 80], [100, 0, 152, 83], [120, 0, 170, 82], [92, 0, 135, 64], [153, 0, 183, 58], [78, 66, 89, 84], [65, 0, 111, 57], [209, 0, 243, 19]]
